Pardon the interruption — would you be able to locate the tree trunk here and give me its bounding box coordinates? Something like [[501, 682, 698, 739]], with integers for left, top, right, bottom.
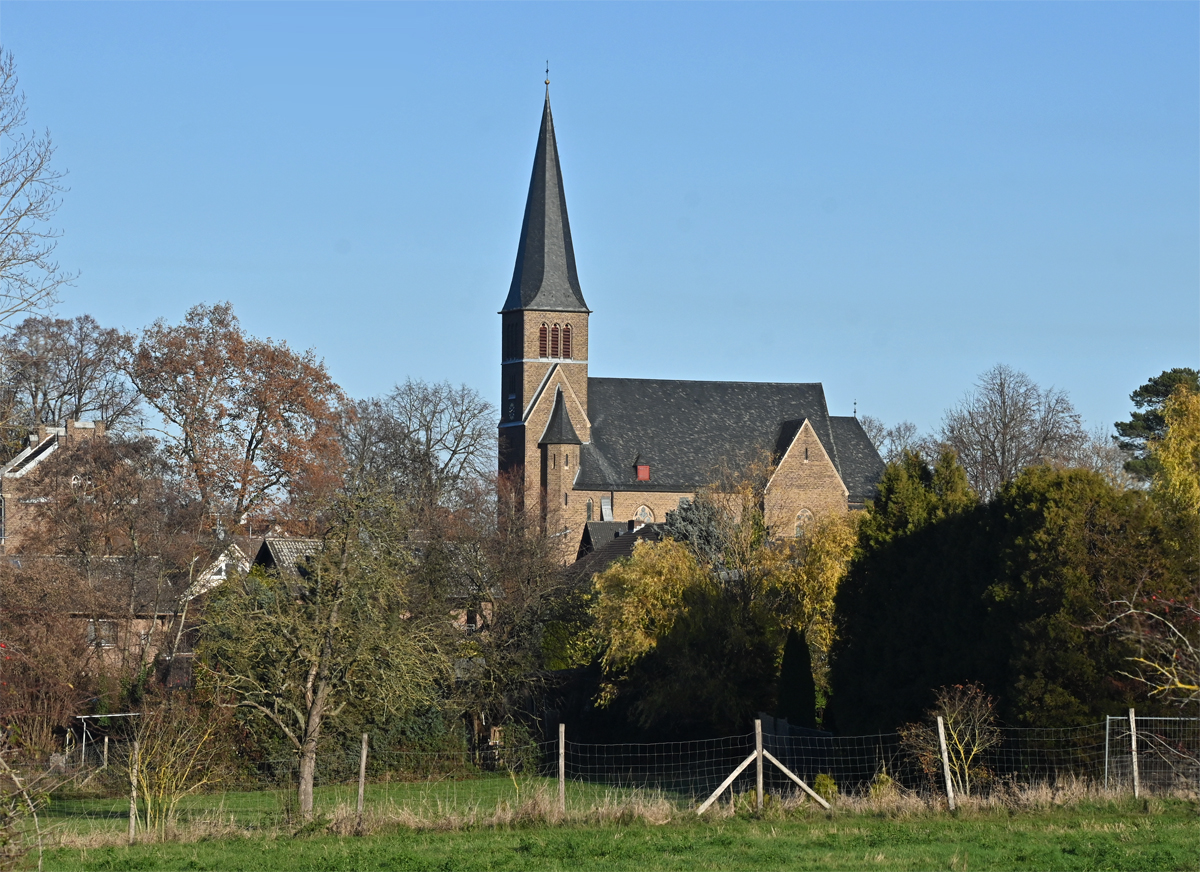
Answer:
[[297, 739, 317, 820], [297, 682, 329, 820]]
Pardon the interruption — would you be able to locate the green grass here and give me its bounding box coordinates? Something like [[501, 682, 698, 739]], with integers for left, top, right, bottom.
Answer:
[[34, 793, 1200, 871], [43, 775, 626, 834]]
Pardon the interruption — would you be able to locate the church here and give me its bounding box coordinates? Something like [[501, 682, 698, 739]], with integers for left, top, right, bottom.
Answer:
[[498, 89, 884, 547]]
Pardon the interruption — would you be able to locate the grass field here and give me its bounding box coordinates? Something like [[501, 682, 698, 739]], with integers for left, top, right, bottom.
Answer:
[[30, 776, 1200, 871]]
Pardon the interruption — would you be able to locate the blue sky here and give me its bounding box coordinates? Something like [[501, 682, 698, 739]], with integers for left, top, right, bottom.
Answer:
[[1, 2, 1196, 435]]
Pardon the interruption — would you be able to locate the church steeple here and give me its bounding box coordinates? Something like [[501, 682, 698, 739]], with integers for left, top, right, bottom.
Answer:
[[501, 91, 589, 313]]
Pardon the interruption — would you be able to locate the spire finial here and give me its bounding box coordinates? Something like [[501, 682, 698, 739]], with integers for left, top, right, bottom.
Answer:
[[545, 60, 550, 88], [853, 399, 858, 417]]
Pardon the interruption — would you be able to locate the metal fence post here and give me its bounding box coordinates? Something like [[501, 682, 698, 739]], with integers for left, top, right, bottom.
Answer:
[[1128, 708, 1140, 800], [558, 723, 566, 815], [936, 716, 956, 811], [755, 719, 763, 812]]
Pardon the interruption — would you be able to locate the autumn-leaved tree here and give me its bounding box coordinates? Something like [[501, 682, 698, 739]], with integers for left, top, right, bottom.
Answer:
[[589, 463, 858, 737], [197, 485, 443, 819], [126, 303, 345, 524], [1105, 383, 1200, 707], [17, 435, 209, 703]]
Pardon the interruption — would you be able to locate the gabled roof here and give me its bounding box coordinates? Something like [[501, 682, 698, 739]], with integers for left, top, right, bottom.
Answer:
[[576, 521, 627, 560], [573, 377, 884, 500], [567, 523, 664, 585], [500, 91, 589, 314], [253, 538, 321, 577], [538, 387, 582, 446]]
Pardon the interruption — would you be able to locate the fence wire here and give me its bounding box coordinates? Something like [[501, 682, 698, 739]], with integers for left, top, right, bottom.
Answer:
[[36, 715, 1200, 828]]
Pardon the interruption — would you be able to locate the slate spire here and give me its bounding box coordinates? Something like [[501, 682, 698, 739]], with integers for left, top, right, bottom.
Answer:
[[501, 91, 589, 313]]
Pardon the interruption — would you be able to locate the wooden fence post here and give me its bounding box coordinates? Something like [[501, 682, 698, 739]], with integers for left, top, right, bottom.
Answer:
[[128, 739, 139, 844], [357, 733, 369, 825], [1128, 708, 1140, 800], [558, 723, 566, 815], [103, 736, 109, 770], [936, 716, 956, 811], [755, 719, 764, 812]]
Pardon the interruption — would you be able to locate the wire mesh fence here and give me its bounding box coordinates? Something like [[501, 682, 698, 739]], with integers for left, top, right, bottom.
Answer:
[[35, 713, 1200, 832]]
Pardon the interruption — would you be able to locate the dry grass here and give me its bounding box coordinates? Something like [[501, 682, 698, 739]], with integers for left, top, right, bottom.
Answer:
[[44, 775, 1194, 852]]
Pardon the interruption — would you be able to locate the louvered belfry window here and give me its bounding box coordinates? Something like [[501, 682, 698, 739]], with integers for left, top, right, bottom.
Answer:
[[539, 324, 548, 357], [562, 324, 572, 359], [550, 325, 560, 358]]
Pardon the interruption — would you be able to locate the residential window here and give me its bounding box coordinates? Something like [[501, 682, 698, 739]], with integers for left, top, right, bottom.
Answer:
[[87, 619, 117, 648], [550, 324, 560, 358], [539, 324, 548, 357], [562, 324, 572, 358]]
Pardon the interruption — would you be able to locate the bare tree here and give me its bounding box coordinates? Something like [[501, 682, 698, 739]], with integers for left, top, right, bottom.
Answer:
[[0, 314, 140, 433], [939, 364, 1087, 499], [342, 379, 495, 513], [0, 51, 75, 327], [858, 415, 922, 464]]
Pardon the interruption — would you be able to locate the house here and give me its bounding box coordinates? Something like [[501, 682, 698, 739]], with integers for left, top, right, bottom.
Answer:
[[0, 419, 106, 552], [497, 90, 885, 554]]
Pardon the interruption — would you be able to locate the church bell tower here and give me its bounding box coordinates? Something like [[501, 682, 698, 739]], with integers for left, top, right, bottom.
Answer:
[[498, 87, 590, 505]]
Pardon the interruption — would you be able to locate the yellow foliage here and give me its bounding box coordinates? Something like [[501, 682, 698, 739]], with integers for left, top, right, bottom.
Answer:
[[755, 512, 860, 655], [590, 538, 710, 681], [1151, 385, 1200, 516]]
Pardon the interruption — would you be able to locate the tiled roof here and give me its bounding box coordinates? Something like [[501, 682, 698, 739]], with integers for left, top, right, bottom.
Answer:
[[500, 92, 589, 314], [574, 377, 884, 501], [253, 538, 321, 576]]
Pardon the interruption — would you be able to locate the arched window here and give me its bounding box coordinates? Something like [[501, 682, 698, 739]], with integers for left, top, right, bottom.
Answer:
[[562, 324, 572, 359], [586, 499, 594, 521], [550, 324, 560, 358], [539, 324, 548, 357], [634, 505, 655, 524], [794, 508, 815, 538]]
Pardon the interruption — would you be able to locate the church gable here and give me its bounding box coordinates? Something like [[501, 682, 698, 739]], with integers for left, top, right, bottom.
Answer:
[[764, 418, 849, 536]]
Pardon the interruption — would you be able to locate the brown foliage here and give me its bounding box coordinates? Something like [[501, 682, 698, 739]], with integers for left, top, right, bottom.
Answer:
[[0, 561, 103, 759], [125, 302, 346, 523]]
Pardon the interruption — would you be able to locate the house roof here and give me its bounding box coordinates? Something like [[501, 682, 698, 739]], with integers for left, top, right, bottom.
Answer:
[[576, 521, 627, 560], [575, 378, 882, 498], [500, 91, 589, 314], [567, 523, 663, 585], [539, 387, 582, 446], [253, 538, 321, 576]]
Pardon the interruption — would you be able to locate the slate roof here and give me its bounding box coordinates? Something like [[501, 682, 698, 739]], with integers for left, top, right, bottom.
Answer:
[[500, 91, 589, 314], [829, 416, 887, 505], [539, 388, 582, 446], [576, 521, 627, 560], [573, 377, 883, 500], [566, 523, 664, 585]]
